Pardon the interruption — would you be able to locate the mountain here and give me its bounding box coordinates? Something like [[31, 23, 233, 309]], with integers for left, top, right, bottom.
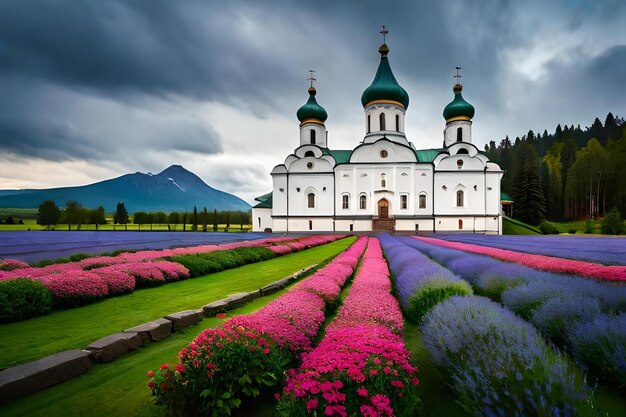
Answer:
[[0, 165, 251, 212]]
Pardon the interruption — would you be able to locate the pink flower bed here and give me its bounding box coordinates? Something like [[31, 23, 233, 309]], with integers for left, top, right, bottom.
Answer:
[[0, 258, 29, 271], [415, 236, 626, 282], [37, 270, 109, 305], [148, 236, 368, 414], [90, 266, 136, 294], [279, 238, 419, 416]]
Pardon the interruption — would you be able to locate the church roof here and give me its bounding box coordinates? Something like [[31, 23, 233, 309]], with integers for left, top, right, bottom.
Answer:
[[361, 44, 409, 109], [253, 193, 273, 209], [501, 192, 513, 202], [443, 84, 475, 121], [297, 87, 328, 123], [415, 148, 446, 162], [321, 148, 352, 164], [254, 192, 272, 203]]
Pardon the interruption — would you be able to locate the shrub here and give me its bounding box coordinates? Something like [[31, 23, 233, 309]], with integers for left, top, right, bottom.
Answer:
[[568, 228, 577, 234], [38, 271, 109, 307], [0, 258, 30, 271], [500, 281, 563, 319], [170, 247, 276, 277], [569, 313, 626, 386], [407, 278, 472, 322], [0, 278, 54, 322], [584, 219, 595, 234], [531, 296, 601, 345], [601, 207, 624, 235], [539, 221, 558, 235], [421, 296, 595, 417], [91, 266, 136, 295]]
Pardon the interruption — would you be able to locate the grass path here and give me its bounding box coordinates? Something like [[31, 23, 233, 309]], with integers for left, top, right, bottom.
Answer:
[[0, 293, 289, 417], [0, 237, 355, 369]]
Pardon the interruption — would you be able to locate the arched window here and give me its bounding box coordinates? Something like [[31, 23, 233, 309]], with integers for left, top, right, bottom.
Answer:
[[456, 190, 464, 207], [307, 193, 315, 208], [359, 195, 367, 210], [457, 148, 469, 155], [304, 151, 315, 157], [367, 115, 371, 133], [381, 173, 386, 188], [419, 194, 427, 209], [379, 113, 386, 131], [458, 219, 463, 229], [310, 129, 316, 145], [395, 114, 400, 132], [456, 127, 463, 142], [342, 194, 349, 210]]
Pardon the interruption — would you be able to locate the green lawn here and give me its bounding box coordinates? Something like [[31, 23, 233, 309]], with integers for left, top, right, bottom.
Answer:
[[0, 220, 252, 232], [0, 237, 355, 369], [502, 217, 541, 235], [0, 292, 288, 417]]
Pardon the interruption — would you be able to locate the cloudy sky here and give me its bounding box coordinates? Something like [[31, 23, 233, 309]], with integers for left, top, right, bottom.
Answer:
[[1, 0, 625, 204]]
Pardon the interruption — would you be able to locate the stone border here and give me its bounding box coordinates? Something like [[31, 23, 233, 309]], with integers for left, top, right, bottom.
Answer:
[[0, 264, 317, 404]]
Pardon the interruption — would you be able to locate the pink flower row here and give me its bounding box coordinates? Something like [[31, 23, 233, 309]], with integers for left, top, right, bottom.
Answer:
[[0, 258, 29, 271], [281, 238, 419, 417], [415, 236, 626, 282]]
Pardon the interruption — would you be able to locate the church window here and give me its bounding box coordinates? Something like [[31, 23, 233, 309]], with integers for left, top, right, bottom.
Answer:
[[458, 219, 463, 229], [380, 150, 388, 158], [310, 129, 316, 144], [456, 190, 464, 207], [309, 220, 313, 230], [307, 162, 314, 169], [419, 194, 427, 209], [307, 193, 315, 208], [367, 115, 371, 133], [457, 148, 469, 154], [342, 194, 349, 209], [379, 113, 386, 130], [400, 194, 408, 209], [359, 195, 367, 210], [258, 217, 261, 228], [381, 173, 386, 188], [457, 159, 464, 169], [304, 151, 314, 157], [395, 114, 400, 132], [457, 127, 463, 142]]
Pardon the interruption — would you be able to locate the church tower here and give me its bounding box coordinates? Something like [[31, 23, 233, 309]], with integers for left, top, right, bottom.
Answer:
[[296, 75, 328, 148], [443, 70, 475, 147], [361, 27, 409, 144]]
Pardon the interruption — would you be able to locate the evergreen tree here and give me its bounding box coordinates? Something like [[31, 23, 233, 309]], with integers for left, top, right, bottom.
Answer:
[[192, 206, 198, 231], [114, 202, 129, 224], [66, 201, 83, 230], [513, 143, 546, 225], [202, 207, 208, 232]]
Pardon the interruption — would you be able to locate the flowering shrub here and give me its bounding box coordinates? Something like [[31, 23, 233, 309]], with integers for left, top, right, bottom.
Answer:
[[531, 296, 601, 345], [151, 261, 190, 282], [569, 313, 626, 386], [415, 236, 626, 281], [90, 266, 136, 295], [148, 237, 368, 416], [170, 246, 275, 277], [0, 258, 29, 271], [278, 239, 419, 417], [38, 270, 109, 307], [421, 296, 595, 416], [0, 278, 53, 322], [380, 235, 472, 321]]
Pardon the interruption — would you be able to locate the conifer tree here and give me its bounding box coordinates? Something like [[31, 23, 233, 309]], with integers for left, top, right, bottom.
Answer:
[[513, 143, 546, 225]]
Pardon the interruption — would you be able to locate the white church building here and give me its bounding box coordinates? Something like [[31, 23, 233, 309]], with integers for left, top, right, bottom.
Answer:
[[252, 37, 503, 234]]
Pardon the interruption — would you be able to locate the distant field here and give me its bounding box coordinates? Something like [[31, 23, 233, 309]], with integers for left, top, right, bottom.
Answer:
[[0, 231, 275, 264], [0, 219, 252, 232]]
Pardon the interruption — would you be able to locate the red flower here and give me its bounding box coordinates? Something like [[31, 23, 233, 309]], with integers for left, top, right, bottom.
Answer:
[[216, 313, 227, 319], [160, 363, 170, 370], [147, 370, 154, 378]]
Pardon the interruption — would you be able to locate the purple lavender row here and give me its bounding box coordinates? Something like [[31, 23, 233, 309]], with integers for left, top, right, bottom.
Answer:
[[378, 234, 472, 321], [435, 234, 626, 266], [401, 237, 626, 387]]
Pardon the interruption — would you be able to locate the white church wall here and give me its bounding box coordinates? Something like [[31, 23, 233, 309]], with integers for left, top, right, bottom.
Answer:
[[434, 172, 486, 215], [272, 174, 288, 216], [351, 142, 416, 163], [396, 218, 435, 232], [364, 103, 405, 134], [287, 218, 334, 232], [443, 120, 472, 147], [272, 218, 288, 233], [299, 123, 327, 147], [252, 208, 272, 232], [486, 172, 502, 215], [288, 173, 334, 216]]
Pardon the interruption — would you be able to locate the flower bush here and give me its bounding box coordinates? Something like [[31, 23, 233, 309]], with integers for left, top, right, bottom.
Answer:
[[0, 258, 29, 271], [531, 296, 601, 345], [278, 239, 419, 417], [38, 270, 109, 307], [380, 235, 472, 322], [415, 236, 626, 281], [421, 296, 596, 416], [148, 236, 368, 416], [0, 278, 53, 322], [569, 313, 626, 386], [169, 246, 275, 277], [90, 266, 136, 295]]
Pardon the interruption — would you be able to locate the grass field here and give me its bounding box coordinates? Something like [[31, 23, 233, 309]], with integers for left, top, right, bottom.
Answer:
[[502, 217, 541, 235], [0, 218, 252, 232], [0, 237, 355, 369]]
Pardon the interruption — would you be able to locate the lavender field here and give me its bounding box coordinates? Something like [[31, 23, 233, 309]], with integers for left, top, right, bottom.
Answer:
[[0, 231, 274, 264], [436, 234, 626, 265]]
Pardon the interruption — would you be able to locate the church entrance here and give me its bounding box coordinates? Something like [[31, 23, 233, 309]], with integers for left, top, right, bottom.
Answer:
[[378, 199, 389, 219]]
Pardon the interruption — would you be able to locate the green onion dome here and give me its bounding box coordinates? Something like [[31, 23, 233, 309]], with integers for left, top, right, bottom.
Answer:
[[443, 84, 475, 122], [296, 87, 328, 123], [361, 44, 409, 109]]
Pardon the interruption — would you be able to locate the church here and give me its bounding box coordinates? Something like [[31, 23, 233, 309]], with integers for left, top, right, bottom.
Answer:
[[252, 35, 504, 234]]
